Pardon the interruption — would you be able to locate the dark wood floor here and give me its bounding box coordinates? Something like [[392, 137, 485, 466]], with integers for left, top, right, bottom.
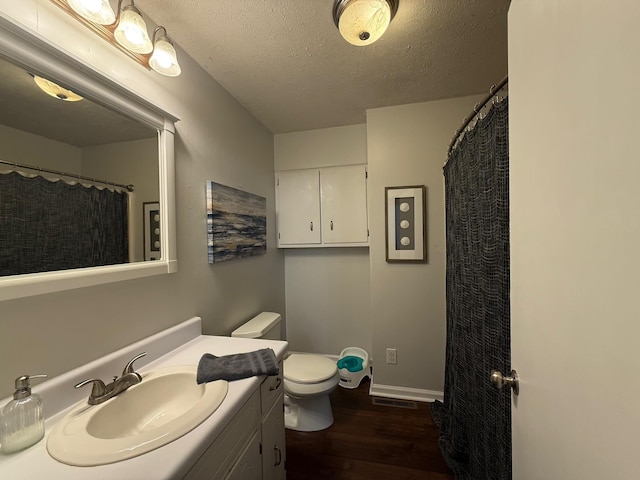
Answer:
[[285, 380, 454, 480]]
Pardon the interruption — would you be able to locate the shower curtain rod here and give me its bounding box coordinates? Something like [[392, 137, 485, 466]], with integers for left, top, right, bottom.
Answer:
[[0, 159, 134, 192], [447, 74, 509, 156]]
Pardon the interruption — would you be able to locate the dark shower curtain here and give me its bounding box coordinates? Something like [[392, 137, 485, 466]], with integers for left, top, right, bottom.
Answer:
[[432, 98, 510, 479], [0, 171, 129, 276]]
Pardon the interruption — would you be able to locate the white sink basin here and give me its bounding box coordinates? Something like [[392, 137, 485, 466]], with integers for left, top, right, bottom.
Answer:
[[47, 365, 228, 466]]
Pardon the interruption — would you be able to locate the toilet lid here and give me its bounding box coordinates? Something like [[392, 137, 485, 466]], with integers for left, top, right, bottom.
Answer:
[[284, 354, 338, 383]]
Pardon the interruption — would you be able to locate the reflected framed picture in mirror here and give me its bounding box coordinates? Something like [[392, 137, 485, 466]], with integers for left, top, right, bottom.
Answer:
[[143, 202, 161, 261], [385, 185, 427, 263]]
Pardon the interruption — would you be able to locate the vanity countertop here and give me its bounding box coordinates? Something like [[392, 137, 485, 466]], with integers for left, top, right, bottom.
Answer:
[[0, 317, 288, 479]]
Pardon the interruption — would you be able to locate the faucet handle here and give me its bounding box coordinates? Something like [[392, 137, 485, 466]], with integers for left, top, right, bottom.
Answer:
[[122, 352, 147, 376], [74, 378, 107, 398]]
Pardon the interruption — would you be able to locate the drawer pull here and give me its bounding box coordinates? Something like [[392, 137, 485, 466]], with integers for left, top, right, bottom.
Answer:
[[270, 377, 282, 391], [274, 446, 282, 466]]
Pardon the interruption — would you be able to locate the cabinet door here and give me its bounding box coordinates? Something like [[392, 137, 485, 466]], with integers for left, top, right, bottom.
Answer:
[[276, 170, 321, 245], [225, 431, 262, 480], [321, 164, 368, 244], [261, 393, 286, 480]]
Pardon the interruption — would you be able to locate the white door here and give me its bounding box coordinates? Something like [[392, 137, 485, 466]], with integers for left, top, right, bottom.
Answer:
[[320, 164, 368, 244], [509, 1, 640, 478], [276, 170, 321, 245]]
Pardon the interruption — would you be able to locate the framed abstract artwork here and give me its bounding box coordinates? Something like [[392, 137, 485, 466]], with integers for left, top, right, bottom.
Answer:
[[385, 185, 427, 263], [206, 181, 267, 263]]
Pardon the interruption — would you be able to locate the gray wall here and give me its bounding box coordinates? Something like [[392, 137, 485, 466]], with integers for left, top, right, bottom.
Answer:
[[367, 96, 484, 394], [276, 100, 484, 397], [0, 2, 285, 398], [274, 125, 372, 356]]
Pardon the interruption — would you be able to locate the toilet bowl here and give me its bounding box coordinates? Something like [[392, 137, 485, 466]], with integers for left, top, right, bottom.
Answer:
[[283, 353, 340, 432], [230, 312, 340, 432]]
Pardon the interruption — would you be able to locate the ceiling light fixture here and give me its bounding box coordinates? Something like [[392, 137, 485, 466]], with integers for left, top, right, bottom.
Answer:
[[113, 0, 153, 54], [333, 0, 399, 46], [33, 76, 84, 102], [67, 0, 116, 25], [149, 27, 182, 77]]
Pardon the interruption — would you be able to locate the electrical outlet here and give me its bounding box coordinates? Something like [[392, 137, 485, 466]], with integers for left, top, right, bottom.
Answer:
[[386, 348, 397, 365]]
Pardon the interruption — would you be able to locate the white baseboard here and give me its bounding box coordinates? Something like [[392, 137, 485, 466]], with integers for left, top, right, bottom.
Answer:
[[369, 382, 444, 403]]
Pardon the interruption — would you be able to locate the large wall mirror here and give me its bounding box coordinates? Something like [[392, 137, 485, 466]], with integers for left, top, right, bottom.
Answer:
[[0, 17, 178, 301]]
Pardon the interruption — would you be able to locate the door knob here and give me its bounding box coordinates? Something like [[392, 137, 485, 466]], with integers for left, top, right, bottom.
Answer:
[[490, 369, 519, 395]]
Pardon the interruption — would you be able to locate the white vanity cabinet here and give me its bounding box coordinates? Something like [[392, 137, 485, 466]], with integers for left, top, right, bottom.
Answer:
[[183, 363, 286, 480], [276, 164, 368, 247]]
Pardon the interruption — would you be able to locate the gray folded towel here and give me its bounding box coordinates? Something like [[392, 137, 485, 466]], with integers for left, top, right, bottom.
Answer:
[[197, 348, 279, 384]]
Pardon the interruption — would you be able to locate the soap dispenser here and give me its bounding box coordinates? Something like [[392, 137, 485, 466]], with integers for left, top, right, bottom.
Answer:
[[0, 374, 47, 454]]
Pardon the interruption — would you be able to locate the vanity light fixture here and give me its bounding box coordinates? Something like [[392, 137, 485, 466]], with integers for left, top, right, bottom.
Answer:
[[149, 27, 181, 77], [33, 75, 84, 102], [67, 0, 116, 25], [332, 0, 399, 46], [50, 0, 181, 77]]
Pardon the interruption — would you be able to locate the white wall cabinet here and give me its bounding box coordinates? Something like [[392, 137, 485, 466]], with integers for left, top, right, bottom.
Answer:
[[183, 362, 285, 480], [276, 169, 321, 245], [276, 164, 368, 247]]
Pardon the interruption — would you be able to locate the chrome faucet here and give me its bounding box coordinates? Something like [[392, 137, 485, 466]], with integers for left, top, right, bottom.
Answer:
[[75, 352, 147, 405]]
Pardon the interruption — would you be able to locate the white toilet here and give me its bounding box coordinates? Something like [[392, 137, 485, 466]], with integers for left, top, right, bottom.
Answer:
[[231, 312, 340, 432]]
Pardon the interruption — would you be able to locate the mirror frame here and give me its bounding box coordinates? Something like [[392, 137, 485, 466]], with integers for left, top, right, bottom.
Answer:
[[0, 16, 178, 301]]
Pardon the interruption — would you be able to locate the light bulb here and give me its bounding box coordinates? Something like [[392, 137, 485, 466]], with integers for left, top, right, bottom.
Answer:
[[67, 0, 116, 25], [114, 6, 153, 54], [150, 37, 181, 77]]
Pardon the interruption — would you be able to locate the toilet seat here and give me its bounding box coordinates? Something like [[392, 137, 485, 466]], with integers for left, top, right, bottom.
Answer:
[[284, 354, 338, 384]]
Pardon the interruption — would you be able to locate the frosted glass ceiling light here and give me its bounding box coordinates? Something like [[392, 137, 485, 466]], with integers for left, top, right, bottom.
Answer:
[[33, 76, 84, 102], [149, 27, 181, 77], [333, 0, 399, 46], [114, 1, 153, 54], [67, 0, 116, 25]]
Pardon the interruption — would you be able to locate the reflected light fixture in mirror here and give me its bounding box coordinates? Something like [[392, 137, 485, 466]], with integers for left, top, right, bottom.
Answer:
[[332, 0, 399, 46], [52, 0, 181, 76], [33, 76, 84, 102]]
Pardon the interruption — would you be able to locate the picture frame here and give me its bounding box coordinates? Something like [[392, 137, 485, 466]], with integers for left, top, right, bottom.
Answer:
[[206, 180, 267, 263], [143, 201, 161, 261], [385, 185, 427, 263]]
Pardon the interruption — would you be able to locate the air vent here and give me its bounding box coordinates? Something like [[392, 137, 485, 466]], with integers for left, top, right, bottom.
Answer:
[[371, 397, 418, 409]]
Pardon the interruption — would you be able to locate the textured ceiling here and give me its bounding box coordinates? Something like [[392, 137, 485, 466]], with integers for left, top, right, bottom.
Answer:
[[135, 0, 510, 134]]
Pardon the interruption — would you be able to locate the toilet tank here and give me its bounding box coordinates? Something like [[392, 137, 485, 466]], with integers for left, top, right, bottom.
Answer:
[[231, 312, 282, 340]]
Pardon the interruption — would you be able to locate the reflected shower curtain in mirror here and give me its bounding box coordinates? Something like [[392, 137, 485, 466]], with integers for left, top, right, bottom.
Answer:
[[0, 171, 128, 276], [432, 98, 510, 479]]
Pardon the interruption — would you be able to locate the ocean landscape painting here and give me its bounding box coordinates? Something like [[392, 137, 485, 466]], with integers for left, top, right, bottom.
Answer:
[[206, 181, 267, 263]]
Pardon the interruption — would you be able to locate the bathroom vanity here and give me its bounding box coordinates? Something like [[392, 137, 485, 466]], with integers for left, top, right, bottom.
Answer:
[[0, 317, 288, 479]]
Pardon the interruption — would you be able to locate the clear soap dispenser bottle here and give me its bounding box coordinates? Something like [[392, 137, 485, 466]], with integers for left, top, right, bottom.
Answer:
[[0, 374, 47, 454]]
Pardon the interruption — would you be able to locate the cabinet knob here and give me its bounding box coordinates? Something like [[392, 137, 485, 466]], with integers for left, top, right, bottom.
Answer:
[[269, 377, 282, 391], [330, 220, 334, 230], [274, 446, 282, 466], [310, 221, 313, 231]]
